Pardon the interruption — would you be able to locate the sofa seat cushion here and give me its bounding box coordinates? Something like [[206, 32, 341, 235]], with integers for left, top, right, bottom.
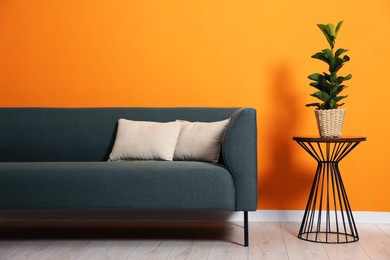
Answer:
[[0, 161, 235, 210]]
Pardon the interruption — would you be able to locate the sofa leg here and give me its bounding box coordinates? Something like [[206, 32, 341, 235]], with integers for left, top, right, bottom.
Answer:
[[244, 211, 248, 247]]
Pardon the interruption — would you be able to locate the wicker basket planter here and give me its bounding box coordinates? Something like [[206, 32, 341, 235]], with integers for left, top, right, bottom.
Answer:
[[315, 108, 346, 138]]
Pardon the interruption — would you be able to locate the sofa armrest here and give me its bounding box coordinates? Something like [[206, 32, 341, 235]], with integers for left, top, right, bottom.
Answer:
[[222, 107, 258, 211]]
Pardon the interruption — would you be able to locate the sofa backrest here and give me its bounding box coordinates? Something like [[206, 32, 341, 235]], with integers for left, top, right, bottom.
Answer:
[[0, 107, 241, 162]]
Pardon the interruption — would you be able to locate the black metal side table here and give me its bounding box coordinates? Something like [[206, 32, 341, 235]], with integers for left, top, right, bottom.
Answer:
[[293, 136, 366, 243]]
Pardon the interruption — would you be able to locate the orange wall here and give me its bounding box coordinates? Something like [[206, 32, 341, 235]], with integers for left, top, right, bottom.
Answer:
[[1, 0, 389, 211]]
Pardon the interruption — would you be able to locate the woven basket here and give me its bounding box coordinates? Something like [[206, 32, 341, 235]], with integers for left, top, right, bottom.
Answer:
[[315, 108, 346, 138]]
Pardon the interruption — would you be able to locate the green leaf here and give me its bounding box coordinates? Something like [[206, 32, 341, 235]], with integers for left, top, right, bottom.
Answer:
[[335, 48, 348, 57], [330, 57, 346, 73], [317, 76, 329, 91], [343, 55, 350, 61], [324, 48, 334, 60], [336, 77, 344, 84], [330, 99, 337, 109], [317, 24, 334, 48], [327, 23, 336, 36], [308, 73, 322, 81], [323, 73, 331, 82], [309, 82, 320, 90], [335, 20, 344, 37], [306, 103, 321, 107], [311, 51, 326, 59], [329, 83, 339, 96], [330, 72, 337, 83], [335, 74, 352, 84], [311, 51, 331, 65], [310, 82, 326, 91], [311, 91, 330, 102], [335, 85, 348, 95], [335, 95, 348, 102]]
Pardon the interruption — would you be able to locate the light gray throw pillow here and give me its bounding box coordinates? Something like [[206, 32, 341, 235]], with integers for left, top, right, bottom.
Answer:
[[173, 118, 230, 163], [109, 119, 182, 161]]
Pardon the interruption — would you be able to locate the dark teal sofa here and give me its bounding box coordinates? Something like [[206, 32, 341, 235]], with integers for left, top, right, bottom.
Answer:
[[0, 107, 257, 246]]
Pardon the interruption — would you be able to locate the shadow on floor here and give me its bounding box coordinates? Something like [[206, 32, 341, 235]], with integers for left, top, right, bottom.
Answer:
[[0, 221, 244, 246]]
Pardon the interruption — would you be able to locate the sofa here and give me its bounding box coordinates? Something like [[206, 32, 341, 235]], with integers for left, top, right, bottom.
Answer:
[[0, 107, 257, 246]]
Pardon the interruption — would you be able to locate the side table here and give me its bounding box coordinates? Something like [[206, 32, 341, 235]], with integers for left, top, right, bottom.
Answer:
[[293, 136, 366, 243]]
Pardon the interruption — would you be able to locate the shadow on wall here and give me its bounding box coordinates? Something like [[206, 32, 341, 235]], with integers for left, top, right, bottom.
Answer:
[[259, 63, 313, 210]]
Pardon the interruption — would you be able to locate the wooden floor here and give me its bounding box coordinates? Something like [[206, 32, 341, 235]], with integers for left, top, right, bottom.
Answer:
[[0, 221, 389, 260]]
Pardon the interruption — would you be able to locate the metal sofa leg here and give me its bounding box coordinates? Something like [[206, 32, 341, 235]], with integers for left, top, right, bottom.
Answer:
[[244, 211, 248, 247]]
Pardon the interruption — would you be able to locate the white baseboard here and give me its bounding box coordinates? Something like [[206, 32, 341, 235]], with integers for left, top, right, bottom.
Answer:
[[1, 210, 390, 224], [245, 210, 390, 224]]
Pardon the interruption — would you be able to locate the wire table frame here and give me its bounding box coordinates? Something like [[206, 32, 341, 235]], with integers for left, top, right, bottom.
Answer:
[[293, 136, 366, 243]]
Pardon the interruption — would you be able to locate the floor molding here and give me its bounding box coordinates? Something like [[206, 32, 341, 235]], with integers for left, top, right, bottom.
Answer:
[[246, 210, 390, 224]]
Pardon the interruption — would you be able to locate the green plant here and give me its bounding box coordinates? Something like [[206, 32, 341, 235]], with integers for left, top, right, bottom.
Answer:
[[306, 21, 352, 110]]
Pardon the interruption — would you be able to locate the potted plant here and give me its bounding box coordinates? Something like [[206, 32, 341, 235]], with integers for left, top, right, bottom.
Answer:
[[306, 21, 352, 137]]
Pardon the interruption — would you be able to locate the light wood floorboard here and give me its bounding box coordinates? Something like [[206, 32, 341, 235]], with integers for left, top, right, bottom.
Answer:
[[282, 222, 329, 260], [356, 224, 390, 260], [207, 222, 247, 260], [167, 222, 215, 260], [248, 222, 289, 260], [377, 224, 390, 237], [1, 221, 389, 260]]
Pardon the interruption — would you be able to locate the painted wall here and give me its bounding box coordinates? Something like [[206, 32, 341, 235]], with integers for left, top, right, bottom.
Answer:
[[1, 0, 389, 211]]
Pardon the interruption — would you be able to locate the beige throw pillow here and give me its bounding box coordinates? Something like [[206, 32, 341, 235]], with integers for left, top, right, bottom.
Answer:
[[109, 119, 182, 161], [173, 118, 230, 163]]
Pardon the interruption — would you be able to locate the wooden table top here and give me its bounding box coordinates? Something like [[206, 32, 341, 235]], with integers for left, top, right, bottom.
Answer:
[[293, 136, 367, 142]]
